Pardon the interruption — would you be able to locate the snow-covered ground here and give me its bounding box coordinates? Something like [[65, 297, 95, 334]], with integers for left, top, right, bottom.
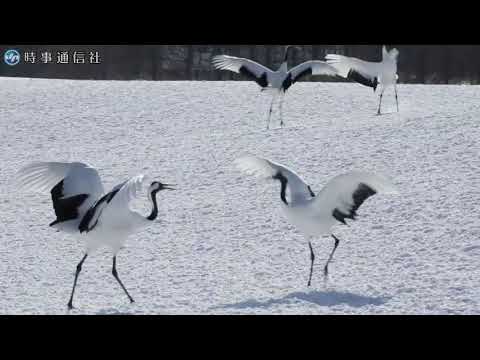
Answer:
[[0, 78, 479, 315]]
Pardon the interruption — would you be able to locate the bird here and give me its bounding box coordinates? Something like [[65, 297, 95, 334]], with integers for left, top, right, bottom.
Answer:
[[212, 45, 338, 129], [235, 156, 397, 286], [16, 161, 175, 309], [326, 46, 400, 115]]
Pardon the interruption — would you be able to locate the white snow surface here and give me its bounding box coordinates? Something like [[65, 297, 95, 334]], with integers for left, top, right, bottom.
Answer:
[[0, 78, 479, 315]]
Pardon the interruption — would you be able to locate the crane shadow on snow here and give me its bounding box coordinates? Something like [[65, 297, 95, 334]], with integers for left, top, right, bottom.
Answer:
[[91, 306, 144, 315], [215, 291, 390, 310]]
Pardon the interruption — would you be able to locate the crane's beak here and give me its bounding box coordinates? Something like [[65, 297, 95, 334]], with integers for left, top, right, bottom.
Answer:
[[162, 183, 176, 191]]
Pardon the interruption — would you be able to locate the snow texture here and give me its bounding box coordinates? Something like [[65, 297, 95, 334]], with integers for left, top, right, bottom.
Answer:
[[0, 78, 479, 314]]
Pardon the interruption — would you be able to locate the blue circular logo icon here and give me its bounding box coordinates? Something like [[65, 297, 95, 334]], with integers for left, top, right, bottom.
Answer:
[[4, 49, 20, 66]]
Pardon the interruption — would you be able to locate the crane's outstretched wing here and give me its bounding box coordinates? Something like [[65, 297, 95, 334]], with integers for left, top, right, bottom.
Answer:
[[212, 55, 274, 88], [235, 156, 315, 203], [79, 175, 147, 233], [312, 171, 397, 225], [282, 61, 337, 91], [325, 54, 382, 90], [17, 162, 104, 232], [288, 61, 337, 83]]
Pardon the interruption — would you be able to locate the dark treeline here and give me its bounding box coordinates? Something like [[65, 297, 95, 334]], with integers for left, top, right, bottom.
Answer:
[[1, 45, 479, 84]]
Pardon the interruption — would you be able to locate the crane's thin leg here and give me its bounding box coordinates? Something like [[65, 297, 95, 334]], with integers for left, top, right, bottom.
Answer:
[[324, 235, 341, 277], [395, 83, 399, 113], [112, 256, 135, 304], [307, 241, 315, 287], [67, 254, 88, 310], [279, 93, 285, 128], [266, 94, 276, 130], [377, 90, 384, 116]]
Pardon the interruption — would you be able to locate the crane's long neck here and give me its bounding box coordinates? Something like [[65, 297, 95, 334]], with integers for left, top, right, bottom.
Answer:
[[283, 46, 292, 63], [280, 180, 288, 205], [274, 172, 289, 206], [147, 190, 159, 221], [280, 46, 292, 72]]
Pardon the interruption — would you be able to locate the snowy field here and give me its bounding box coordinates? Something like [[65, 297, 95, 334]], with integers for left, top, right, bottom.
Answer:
[[0, 78, 479, 315]]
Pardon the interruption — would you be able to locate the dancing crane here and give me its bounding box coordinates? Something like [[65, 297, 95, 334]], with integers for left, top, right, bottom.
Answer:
[[213, 46, 337, 128], [326, 46, 400, 115], [235, 156, 396, 286], [16, 161, 175, 309]]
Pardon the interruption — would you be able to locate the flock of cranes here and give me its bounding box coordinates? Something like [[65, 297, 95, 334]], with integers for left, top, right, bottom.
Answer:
[[16, 45, 399, 309]]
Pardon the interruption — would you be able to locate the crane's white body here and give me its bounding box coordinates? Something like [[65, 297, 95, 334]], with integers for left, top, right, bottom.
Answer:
[[281, 201, 337, 238], [266, 62, 289, 92], [79, 210, 147, 254]]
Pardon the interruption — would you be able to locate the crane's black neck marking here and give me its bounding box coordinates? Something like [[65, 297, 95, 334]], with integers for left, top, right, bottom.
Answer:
[[49, 180, 89, 227], [332, 183, 377, 225], [347, 69, 378, 92], [78, 187, 121, 233], [308, 185, 316, 198], [147, 189, 159, 221], [273, 172, 289, 205]]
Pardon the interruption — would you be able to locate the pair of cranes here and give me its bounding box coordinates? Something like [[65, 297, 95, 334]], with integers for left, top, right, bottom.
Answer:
[[213, 45, 400, 127], [17, 159, 395, 309], [16, 45, 398, 310]]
